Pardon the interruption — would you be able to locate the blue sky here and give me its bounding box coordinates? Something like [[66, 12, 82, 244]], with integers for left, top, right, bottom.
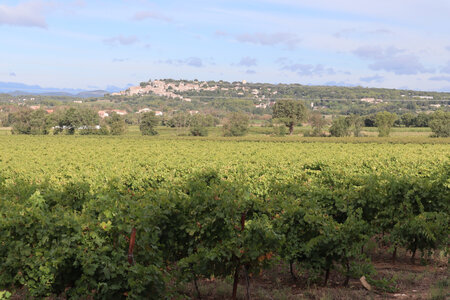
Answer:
[[1, 0, 450, 92]]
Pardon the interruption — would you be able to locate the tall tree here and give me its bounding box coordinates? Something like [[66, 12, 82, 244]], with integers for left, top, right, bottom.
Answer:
[[10, 109, 53, 135], [189, 114, 209, 136], [107, 112, 127, 135], [272, 100, 307, 135], [140, 112, 159, 135], [375, 112, 397, 137], [329, 116, 350, 137], [56, 107, 99, 135], [401, 113, 415, 127], [429, 110, 450, 137], [309, 112, 327, 137], [223, 112, 249, 136], [346, 114, 363, 137]]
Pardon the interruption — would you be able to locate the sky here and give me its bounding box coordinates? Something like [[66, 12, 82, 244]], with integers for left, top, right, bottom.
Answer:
[[1, 0, 450, 92]]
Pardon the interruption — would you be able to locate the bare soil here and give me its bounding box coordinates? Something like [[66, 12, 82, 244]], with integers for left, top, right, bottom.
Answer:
[[177, 247, 448, 300]]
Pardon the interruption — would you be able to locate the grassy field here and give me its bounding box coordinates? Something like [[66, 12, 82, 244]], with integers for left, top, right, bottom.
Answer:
[[0, 125, 434, 138], [130, 125, 433, 137], [0, 127, 11, 135]]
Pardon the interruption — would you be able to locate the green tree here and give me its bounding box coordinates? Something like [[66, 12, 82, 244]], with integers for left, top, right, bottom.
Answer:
[[223, 112, 249, 136], [375, 112, 397, 137], [140, 112, 159, 135], [10, 109, 33, 134], [272, 100, 307, 135], [413, 113, 430, 127], [329, 116, 350, 137], [168, 112, 191, 135], [429, 110, 450, 137], [189, 114, 209, 136], [29, 110, 53, 135], [401, 113, 415, 127], [11, 109, 53, 135], [309, 112, 327, 137], [347, 114, 363, 137], [107, 112, 127, 135], [56, 107, 99, 135]]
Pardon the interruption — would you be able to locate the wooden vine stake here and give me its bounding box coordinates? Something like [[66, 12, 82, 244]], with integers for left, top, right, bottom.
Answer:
[[128, 228, 137, 265]]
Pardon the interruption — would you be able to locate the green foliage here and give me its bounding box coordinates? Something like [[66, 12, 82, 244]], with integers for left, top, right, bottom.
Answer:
[[330, 115, 363, 137], [375, 111, 397, 137], [107, 112, 127, 135], [174, 172, 283, 289], [223, 112, 249, 136], [309, 112, 328, 137], [167, 112, 190, 128], [391, 212, 449, 259], [10, 109, 53, 135], [139, 112, 159, 135], [189, 114, 210, 136], [272, 119, 287, 136], [347, 114, 363, 136], [0, 291, 11, 300], [329, 116, 350, 137], [139, 81, 150, 88], [401, 113, 416, 127], [55, 107, 99, 135], [0, 184, 166, 299], [429, 110, 450, 137], [272, 100, 307, 134], [0, 137, 448, 298]]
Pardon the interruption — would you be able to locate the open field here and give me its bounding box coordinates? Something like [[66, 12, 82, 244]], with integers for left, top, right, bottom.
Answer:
[[124, 125, 434, 138], [0, 135, 448, 299], [0, 125, 435, 138], [0, 127, 11, 136]]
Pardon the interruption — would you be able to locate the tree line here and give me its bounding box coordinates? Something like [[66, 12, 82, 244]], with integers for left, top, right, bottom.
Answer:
[[5, 102, 450, 137], [272, 100, 449, 137], [8, 107, 127, 136]]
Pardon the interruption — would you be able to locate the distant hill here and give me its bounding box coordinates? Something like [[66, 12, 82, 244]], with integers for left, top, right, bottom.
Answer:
[[75, 90, 109, 98], [110, 79, 450, 101], [0, 81, 123, 98]]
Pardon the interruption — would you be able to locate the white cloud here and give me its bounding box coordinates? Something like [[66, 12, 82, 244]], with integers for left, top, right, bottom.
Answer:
[[159, 57, 204, 68], [103, 35, 139, 46], [353, 46, 433, 75], [278, 58, 336, 76], [235, 32, 301, 49], [132, 10, 172, 22], [237, 57, 257, 67], [0, 0, 52, 28]]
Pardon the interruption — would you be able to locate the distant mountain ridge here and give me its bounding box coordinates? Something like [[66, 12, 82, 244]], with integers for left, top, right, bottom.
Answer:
[[0, 81, 130, 98]]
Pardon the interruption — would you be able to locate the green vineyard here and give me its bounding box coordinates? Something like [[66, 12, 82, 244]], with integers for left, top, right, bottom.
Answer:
[[0, 135, 449, 299]]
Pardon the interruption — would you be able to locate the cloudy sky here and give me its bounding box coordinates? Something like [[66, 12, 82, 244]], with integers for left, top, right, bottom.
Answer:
[[1, 0, 450, 91]]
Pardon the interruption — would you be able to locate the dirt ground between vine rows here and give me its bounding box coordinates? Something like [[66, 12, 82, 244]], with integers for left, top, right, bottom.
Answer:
[[179, 247, 448, 300]]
